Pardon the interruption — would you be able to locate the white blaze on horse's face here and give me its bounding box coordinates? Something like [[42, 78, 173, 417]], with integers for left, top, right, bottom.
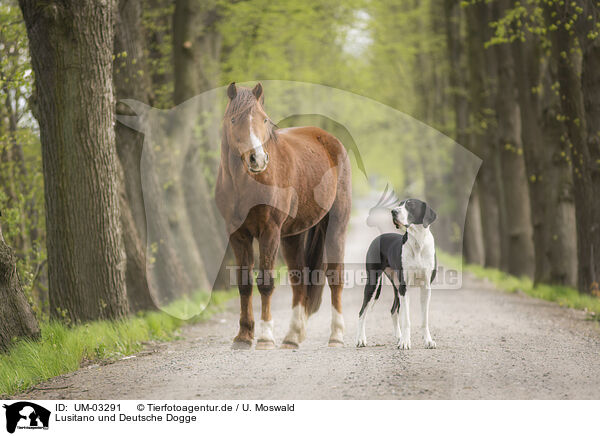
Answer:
[[226, 82, 271, 174], [247, 112, 269, 173]]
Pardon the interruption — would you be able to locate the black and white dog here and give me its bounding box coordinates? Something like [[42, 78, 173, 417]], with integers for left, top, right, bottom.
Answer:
[[356, 199, 437, 349]]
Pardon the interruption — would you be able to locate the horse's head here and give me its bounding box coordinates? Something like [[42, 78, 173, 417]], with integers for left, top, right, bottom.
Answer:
[[223, 82, 276, 174]]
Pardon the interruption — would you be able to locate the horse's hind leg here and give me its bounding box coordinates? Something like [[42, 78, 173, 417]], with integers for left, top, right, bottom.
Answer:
[[230, 230, 254, 349], [324, 192, 351, 347], [280, 233, 308, 349], [255, 227, 280, 350], [326, 262, 345, 347]]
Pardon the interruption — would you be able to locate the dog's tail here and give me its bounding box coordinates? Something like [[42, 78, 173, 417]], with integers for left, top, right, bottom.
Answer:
[[304, 213, 329, 316]]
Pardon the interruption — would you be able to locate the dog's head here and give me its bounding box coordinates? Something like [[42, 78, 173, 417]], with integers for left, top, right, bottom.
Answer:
[[391, 199, 436, 229]]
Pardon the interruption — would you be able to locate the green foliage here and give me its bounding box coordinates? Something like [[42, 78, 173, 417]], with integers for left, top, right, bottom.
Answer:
[[142, 0, 175, 108], [0, 1, 46, 316], [0, 289, 237, 397], [219, 0, 359, 86], [439, 252, 600, 321]]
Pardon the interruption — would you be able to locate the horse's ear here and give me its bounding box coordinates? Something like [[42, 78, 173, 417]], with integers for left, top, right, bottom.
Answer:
[[227, 82, 237, 100], [252, 82, 264, 104]]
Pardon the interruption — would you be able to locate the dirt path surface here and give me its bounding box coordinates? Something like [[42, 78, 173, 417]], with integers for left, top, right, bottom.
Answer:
[[19, 271, 600, 400], [17, 209, 600, 400]]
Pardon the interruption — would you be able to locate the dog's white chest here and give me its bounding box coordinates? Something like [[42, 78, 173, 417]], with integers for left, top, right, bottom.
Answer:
[[401, 231, 435, 272]]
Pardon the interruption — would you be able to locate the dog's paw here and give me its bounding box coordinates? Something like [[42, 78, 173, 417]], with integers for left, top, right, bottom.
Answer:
[[424, 339, 437, 349], [397, 338, 411, 350], [356, 338, 367, 347]]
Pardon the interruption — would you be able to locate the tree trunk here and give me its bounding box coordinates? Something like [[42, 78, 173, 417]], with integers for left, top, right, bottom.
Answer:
[[547, 2, 599, 293], [511, 31, 577, 286], [466, 1, 502, 268], [0, 217, 39, 351], [444, 0, 484, 264], [173, 0, 200, 105], [578, 0, 600, 294], [540, 77, 578, 286], [114, 0, 157, 312], [491, 1, 534, 278], [116, 159, 157, 312], [463, 186, 486, 265], [19, 0, 128, 321], [172, 0, 225, 290]]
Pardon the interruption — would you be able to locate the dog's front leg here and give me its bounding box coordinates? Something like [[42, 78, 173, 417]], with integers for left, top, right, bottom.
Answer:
[[398, 291, 411, 349], [420, 284, 436, 349]]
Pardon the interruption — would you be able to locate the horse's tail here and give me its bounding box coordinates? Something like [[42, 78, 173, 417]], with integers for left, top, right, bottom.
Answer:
[[304, 213, 329, 316]]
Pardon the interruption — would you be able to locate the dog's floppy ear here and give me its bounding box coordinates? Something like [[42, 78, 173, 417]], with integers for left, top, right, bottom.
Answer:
[[423, 203, 437, 228]]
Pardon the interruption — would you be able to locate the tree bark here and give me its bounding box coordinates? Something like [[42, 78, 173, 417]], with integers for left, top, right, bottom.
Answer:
[[172, 0, 226, 290], [463, 186, 486, 266], [444, 0, 484, 264], [115, 0, 197, 306], [539, 72, 578, 286], [114, 0, 157, 312], [466, 1, 502, 268], [546, 1, 599, 293], [511, 32, 577, 286], [491, 1, 534, 278], [0, 217, 39, 351], [578, 0, 600, 294], [19, 0, 128, 321]]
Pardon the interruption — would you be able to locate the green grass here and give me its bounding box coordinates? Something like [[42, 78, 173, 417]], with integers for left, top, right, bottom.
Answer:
[[0, 289, 237, 397], [438, 252, 600, 320]]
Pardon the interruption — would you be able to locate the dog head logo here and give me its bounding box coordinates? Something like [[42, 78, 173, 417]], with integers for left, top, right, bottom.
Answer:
[[366, 184, 402, 234], [3, 402, 50, 433]]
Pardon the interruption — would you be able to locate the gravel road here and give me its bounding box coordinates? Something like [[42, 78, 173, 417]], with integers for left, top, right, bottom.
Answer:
[[18, 267, 600, 400], [16, 209, 600, 400]]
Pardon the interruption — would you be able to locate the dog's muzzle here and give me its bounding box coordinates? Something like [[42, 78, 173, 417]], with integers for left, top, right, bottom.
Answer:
[[391, 212, 408, 229]]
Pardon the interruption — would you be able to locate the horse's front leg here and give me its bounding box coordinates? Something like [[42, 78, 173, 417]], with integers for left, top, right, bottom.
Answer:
[[255, 228, 281, 350], [230, 230, 255, 349], [280, 234, 307, 349]]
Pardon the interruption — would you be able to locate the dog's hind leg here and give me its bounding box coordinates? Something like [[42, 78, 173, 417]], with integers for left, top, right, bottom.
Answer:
[[420, 280, 436, 349], [389, 270, 401, 341], [356, 268, 381, 347]]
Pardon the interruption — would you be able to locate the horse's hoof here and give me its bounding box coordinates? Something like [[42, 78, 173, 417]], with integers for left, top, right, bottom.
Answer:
[[280, 341, 299, 349], [328, 339, 344, 348], [231, 340, 252, 350], [256, 340, 276, 350]]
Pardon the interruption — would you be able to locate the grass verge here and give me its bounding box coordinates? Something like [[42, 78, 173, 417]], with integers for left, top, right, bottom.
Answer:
[[438, 252, 600, 321], [0, 289, 237, 397]]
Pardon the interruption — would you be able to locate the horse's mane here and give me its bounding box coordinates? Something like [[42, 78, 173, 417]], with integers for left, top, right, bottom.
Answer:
[[224, 87, 278, 143]]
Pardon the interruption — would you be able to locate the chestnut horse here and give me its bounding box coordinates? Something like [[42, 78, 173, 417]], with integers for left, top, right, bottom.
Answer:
[[216, 83, 352, 349]]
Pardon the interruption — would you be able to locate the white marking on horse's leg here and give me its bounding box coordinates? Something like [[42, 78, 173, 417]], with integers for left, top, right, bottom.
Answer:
[[398, 291, 411, 350], [356, 297, 373, 347], [421, 284, 436, 349], [258, 319, 275, 343], [329, 307, 344, 345], [283, 304, 306, 346]]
